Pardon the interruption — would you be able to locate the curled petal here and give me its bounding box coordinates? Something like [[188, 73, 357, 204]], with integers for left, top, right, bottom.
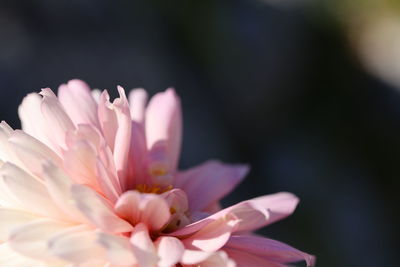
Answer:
[[115, 190, 170, 231]]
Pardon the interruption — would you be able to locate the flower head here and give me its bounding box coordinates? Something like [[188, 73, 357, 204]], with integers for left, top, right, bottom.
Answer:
[[0, 80, 315, 266]]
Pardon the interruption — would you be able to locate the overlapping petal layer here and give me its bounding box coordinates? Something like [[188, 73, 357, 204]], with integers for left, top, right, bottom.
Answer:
[[0, 80, 315, 267]]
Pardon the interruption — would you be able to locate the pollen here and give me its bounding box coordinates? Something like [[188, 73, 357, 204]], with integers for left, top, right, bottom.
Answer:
[[135, 184, 173, 194]]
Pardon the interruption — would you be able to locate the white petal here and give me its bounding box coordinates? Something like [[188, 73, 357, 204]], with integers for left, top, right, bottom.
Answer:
[[155, 236, 184, 267], [130, 223, 158, 267]]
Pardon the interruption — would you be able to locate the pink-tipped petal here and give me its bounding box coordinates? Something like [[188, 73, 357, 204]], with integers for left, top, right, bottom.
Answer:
[[145, 88, 182, 172], [70, 184, 133, 233], [226, 235, 315, 266], [175, 160, 249, 211], [129, 88, 148, 124], [182, 213, 239, 252], [115, 190, 170, 231], [130, 223, 158, 267], [155, 236, 184, 267], [58, 79, 100, 128]]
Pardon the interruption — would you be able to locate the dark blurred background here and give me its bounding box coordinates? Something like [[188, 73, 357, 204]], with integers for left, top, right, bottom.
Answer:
[[1, 0, 399, 266]]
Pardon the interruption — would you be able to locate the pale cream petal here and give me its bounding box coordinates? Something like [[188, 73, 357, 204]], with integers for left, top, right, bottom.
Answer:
[[0, 162, 65, 219], [97, 232, 137, 266], [0, 209, 38, 241], [70, 184, 133, 233], [8, 219, 72, 260]]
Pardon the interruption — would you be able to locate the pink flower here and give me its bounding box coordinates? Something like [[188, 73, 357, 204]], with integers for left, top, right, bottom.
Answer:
[[0, 79, 315, 266]]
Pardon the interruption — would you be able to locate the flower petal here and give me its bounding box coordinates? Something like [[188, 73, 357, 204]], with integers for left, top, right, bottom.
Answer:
[[130, 223, 158, 267], [145, 88, 182, 172], [226, 235, 315, 266], [175, 160, 249, 211], [8, 219, 72, 260], [49, 226, 105, 265], [155, 236, 184, 267], [70, 184, 133, 233], [97, 232, 137, 266], [171, 192, 297, 237], [0, 208, 38, 241], [18, 93, 51, 148], [224, 248, 287, 267], [115, 190, 170, 231], [8, 130, 62, 178], [181, 250, 236, 267], [58, 79, 100, 128], [0, 162, 65, 219], [129, 88, 148, 124], [40, 88, 76, 152], [182, 213, 239, 252]]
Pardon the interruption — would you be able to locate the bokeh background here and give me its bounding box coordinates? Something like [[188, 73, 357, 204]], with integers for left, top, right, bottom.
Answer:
[[0, 1, 399, 266]]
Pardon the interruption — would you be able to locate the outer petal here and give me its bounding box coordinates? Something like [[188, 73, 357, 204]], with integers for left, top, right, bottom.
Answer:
[[0, 162, 65, 219], [145, 88, 182, 173], [8, 219, 72, 260], [225, 248, 286, 267], [58, 79, 100, 128], [49, 227, 106, 265], [41, 161, 87, 222], [40, 88, 76, 152], [171, 192, 298, 237], [0, 209, 38, 241], [18, 93, 51, 148], [250, 192, 299, 226], [115, 191, 170, 232], [225, 235, 315, 266], [181, 250, 236, 267], [155, 236, 184, 267], [175, 160, 249, 211], [130, 223, 158, 267], [182, 214, 239, 252], [8, 130, 62, 178], [0, 243, 52, 267], [70, 184, 133, 233]]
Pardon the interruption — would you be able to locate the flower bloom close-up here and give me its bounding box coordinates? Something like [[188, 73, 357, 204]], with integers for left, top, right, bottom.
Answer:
[[0, 80, 315, 266]]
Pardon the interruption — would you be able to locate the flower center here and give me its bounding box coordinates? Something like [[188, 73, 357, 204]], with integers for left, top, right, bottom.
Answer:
[[135, 184, 173, 194]]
